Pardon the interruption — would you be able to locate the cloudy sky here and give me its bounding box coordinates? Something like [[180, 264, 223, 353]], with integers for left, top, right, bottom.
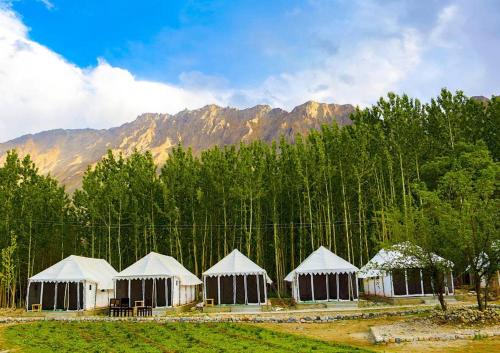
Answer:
[[0, 0, 499, 142]]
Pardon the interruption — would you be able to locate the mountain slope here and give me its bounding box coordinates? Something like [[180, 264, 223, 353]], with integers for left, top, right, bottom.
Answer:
[[0, 101, 354, 191]]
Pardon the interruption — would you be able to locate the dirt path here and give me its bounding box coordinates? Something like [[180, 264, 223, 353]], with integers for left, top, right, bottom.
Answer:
[[257, 316, 500, 353]]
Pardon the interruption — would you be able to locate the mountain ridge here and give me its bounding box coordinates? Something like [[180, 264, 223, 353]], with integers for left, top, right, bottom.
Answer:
[[0, 101, 355, 191]]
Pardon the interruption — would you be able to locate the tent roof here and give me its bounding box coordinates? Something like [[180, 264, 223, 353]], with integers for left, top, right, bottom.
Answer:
[[115, 252, 201, 286], [29, 255, 117, 289], [203, 249, 272, 283], [358, 243, 453, 278], [284, 246, 358, 281]]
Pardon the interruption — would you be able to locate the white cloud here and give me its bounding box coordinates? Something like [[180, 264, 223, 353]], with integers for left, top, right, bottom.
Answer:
[[38, 0, 55, 10], [0, 8, 229, 142], [234, 29, 422, 108], [0, 1, 498, 142]]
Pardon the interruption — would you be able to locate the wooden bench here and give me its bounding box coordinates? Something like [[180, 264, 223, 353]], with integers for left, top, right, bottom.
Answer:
[[31, 304, 42, 312], [205, 298, 214, 307], [136, 306, 152, 317], [109, 298, 133, 317]]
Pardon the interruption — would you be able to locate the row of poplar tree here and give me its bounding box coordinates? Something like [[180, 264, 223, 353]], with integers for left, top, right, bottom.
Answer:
[[0, 89, 498, 308]]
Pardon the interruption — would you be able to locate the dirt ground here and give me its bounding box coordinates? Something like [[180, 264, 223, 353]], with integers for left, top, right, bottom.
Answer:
[[257, 316, 500, 353]]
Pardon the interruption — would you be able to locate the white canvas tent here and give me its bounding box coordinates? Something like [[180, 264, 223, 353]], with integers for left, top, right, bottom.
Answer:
[[203, 249, 272, 305], [358, 243, 454, 297], [285, 246, 359, 302], [26, 255, 117, 311], [114, 252, 201, 307]]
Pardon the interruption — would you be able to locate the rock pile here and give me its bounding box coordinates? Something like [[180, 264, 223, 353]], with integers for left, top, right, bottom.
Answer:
[[430, 307, 500, 326]]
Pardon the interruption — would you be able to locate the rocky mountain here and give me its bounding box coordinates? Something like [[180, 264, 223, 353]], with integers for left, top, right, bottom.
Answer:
[[0, 101, 354, 191]]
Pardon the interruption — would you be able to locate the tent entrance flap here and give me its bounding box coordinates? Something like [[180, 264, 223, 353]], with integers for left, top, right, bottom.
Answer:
[[67, 282, 83, 310], [338, 273, 349, 300], [41, 283, 55, 310], [328, 274, 338, 300], [220, 275, 234, 304], [407, 269, 423, 295], [115, 279, 128, 299], [155, 278, 166, 307], [55, 283, 66, 309], [129, 279, 143, 304], [392, 270, 407, 296], [298, 274, 312, 301], [167, 278, 172, 307], [205, 276, 219, 304], [144, 279, 154, 306], [246, 275, 258, 304], [313, 274, 327, 300], [235, 275, 245, 304], [27, 282, 41, 308]]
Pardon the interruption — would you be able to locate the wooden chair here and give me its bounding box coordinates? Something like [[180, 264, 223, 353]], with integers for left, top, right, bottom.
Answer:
[[205, 298, 214, 307]]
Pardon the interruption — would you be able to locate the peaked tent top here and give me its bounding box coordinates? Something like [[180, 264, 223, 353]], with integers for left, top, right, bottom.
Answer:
[[203, 249, 272, 283], [115, 252, 201, 286], [284, 246, 358, 281], [29, 255, 117, 289], [358, 242, 453, 278]]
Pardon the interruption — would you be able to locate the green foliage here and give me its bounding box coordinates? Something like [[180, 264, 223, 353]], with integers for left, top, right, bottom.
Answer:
[[2, 321, 371, 353], [0, 89, 498, 306]]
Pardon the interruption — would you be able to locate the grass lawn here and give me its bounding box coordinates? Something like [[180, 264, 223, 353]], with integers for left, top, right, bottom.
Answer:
[[0, 321, 372, 353]]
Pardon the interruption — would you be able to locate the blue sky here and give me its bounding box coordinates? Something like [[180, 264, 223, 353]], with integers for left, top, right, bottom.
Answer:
[[0, 0, 499, 141]]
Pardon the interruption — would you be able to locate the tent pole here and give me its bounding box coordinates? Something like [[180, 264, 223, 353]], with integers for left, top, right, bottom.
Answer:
[[25, 280, 31, 311], [233, 275, 236, 305], [77, 281, 80, 311], [348, 274, 352, 300], [40, 282, 44, 309], [54, 283, 58, 310], [142, 279, 145, 303], [64, 282, 68, 310], [83, 281, 87, 310], [165, 277, 169, 307], [128, 279, 131, 307], [217, 276, 221, 306], [390, 272, 394, 297], [310, 274, 315, 302], [264, 275, 268, 305], [336, 274, 339, 301], [256, 274, 261, 305], [113, 279, 116, 299], [297, 276, 301, 302], [420, 270, 424, 295], [404, 270, 409, 296], [203, 276, 206, 303], [326, 274, 329, 301], [355, 273, 359, 300], [153, 279, 156, 308], [244, 274, 248, 304]]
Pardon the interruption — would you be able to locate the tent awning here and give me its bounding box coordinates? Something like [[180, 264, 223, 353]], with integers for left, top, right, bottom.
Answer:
[[115, 252, 201, 286], [203, 249, 272, 284], [284, 246, 358, 281], [358, 243, 453, 279], [29, 255, 117, 289]]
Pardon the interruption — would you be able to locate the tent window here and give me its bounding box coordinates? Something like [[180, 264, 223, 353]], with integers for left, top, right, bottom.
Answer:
[[89, 284, 92, 290]]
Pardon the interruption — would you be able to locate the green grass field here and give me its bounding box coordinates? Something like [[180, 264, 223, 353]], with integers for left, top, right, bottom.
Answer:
[[0, 321, 372, 353]]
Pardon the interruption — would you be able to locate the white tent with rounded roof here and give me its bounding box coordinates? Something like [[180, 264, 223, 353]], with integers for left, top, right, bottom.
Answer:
[[202, 249, 271, 305], [26, 255, 117, 311], [285, 246, 359, 302], [114, 252, 201, 307], [358, 243, 454, 297]]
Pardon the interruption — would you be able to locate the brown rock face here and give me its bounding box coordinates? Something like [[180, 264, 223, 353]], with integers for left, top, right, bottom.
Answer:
[[0, 101, 354, 191]]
